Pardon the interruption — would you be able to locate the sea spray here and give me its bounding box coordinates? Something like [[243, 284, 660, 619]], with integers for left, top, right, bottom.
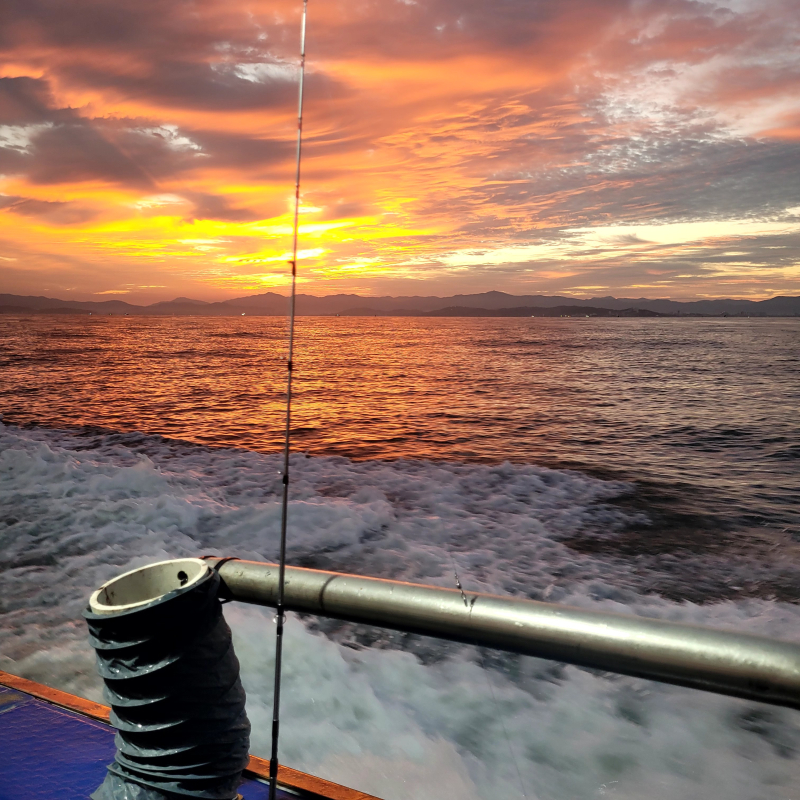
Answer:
[[2, 422, 800, 799]]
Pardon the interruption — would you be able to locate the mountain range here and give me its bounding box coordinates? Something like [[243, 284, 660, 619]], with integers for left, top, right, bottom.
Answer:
[[1, 291, 799, 317]]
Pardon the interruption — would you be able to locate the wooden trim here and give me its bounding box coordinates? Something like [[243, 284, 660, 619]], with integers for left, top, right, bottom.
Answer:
[[0, 670, 382, 800], [248, 755, 382, 800], [0, 669, 111, 722]]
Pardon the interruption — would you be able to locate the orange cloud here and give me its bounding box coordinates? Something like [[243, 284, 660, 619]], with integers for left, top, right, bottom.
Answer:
[[0, 0, 799, 302]]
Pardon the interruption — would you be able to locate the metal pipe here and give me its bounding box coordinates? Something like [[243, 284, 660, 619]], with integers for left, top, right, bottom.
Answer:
[[205, 558, 800, 710]]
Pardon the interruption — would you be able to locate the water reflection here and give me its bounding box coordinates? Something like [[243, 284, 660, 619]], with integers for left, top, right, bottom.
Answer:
[[1, 315, 798, 539]]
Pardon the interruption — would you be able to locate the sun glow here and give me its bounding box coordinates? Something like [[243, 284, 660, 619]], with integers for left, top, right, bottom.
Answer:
[[1, 0, 798, 300]]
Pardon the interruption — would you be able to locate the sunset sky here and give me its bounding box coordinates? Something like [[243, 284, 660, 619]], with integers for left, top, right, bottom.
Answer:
[[1, 0, 799, 303]]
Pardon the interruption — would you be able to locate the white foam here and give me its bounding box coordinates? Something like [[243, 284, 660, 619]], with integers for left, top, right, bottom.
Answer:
[[1, 422, 799, 799]]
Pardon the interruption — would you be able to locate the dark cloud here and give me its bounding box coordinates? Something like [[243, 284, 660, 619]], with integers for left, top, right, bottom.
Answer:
[[25, 122, 155, 188], [0, 78, 156, 188], [606, 233, 653, 245], [1, 0, 347, 113], [1, 197, 99, 225], [0, 0, 604, 63], [0, 0, 215, 53], [316, 199, 370, 222], [455, 228, 800, 289], [59, 60, 301, 113], [434, 135, 800, 238], [189, 131, 291, 172], [0, 195, 22, 209], [0, 77, 57, 125], [182, 192, 260, 222], [0, 72, 298, 188]]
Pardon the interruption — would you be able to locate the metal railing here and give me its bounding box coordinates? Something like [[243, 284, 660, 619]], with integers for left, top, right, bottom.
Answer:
[[204, 557, 800, 710]]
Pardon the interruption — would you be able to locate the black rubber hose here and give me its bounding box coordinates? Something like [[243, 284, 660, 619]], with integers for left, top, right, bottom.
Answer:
[[85, 568, 251, 800]]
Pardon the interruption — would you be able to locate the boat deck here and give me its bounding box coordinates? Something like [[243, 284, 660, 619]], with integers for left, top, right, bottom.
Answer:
[[0, 672, 376, 800]]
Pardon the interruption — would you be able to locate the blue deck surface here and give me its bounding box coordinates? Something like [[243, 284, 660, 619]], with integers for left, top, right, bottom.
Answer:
[[0, 686, 290, 800]]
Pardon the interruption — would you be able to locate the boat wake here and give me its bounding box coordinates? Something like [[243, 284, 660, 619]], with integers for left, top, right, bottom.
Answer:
[[1, 422, 799, 800]]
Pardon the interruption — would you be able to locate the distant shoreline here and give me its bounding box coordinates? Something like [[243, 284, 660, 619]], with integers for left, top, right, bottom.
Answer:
[[1, 307, 796, 319], [2, 290, 799, 318]]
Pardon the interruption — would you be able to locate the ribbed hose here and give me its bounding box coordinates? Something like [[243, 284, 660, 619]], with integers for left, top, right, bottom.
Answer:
[[84, 569, 250, 799]]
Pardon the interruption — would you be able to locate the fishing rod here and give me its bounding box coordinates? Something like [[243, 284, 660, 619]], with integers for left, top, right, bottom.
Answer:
[[269, 1, 308, 798]]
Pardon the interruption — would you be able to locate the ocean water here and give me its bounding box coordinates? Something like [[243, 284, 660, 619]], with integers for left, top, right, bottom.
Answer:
[[1, 314, 799, 799]]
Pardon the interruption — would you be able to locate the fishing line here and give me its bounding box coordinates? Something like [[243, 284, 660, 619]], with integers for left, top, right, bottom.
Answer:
[[440, 520, 528, 799], [483, 669, 528, 799], [269, 2, 308, 798]]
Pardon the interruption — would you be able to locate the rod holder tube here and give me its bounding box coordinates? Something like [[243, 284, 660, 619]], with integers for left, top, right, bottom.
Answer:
[[86, 559, 251, 800], [204, 558, 800, 710]]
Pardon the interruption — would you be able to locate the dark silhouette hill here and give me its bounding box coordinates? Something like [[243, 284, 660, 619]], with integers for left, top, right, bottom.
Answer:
[[1, 292, 798, 317]]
